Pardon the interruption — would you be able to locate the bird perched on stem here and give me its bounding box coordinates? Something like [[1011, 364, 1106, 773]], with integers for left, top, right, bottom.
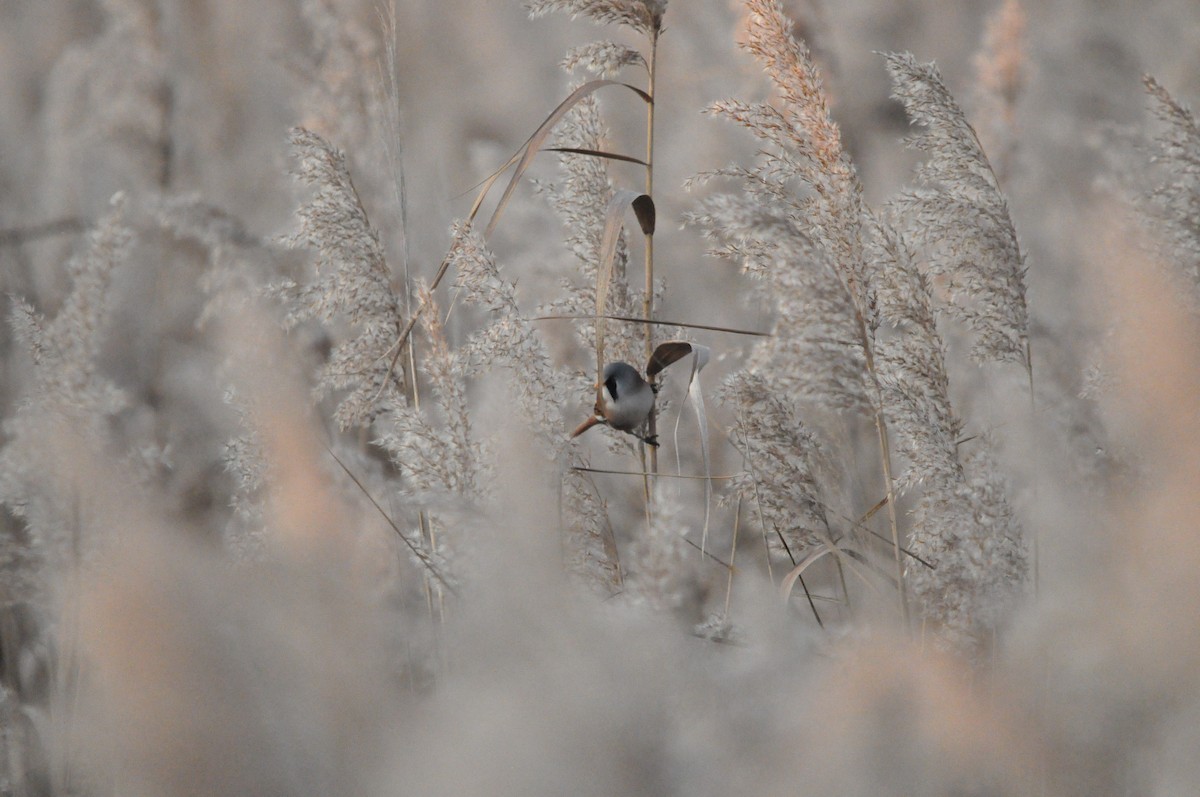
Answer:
[[572, 361, 659, 446], [571, 341, 699, 447]]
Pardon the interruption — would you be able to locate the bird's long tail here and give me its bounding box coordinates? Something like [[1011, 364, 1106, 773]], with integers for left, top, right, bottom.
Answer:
[[570, 415, 604, 438]]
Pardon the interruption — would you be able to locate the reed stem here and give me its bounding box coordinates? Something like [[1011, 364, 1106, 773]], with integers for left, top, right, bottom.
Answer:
[[643, 24, 660, 499]]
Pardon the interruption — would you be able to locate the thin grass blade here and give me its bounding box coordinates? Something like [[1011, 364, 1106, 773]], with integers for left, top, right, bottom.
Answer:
[[534, 314, 770, 337], [476, 80, 651, 236], [596, 190, 654, 379], [542, 147, 649, 166], [780, 547, 835, 602]]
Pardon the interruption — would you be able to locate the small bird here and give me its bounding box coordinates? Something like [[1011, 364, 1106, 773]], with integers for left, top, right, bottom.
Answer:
[[571, 342, 700, 447], [571, 361, 659, 446]]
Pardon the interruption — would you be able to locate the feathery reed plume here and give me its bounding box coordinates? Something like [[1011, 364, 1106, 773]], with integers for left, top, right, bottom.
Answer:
[[701, 0, 905, 618], [884, 51, 1033, 621], [295, 0, 380, 167], [871, 221, 961, 494], [447, 222, 619, 588], [449, 224, 576, 443], [885, 51, 1030, 369], [540, 71, 647, 377], [42, 0, 171, 222], [526, 0, 666, 487], [714, 0, 875, 315], [561, 41, 647, 77], [1126, 76, 1200, 309], [872, 219, 1026, 651], [718, 373, 832, 559], [526, 0, 666, 35], [0, 195, 131, 582], [376, 287, 485, 502], [154, 194, 288, 329], [972, 0, 1027, 182], [688, 192, 870, 413], [702, 0, 878, 404], [278, 127, 407, 429]]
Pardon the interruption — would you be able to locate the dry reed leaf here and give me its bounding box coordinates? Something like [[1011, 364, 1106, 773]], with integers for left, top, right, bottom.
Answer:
[[469, 79, 651, 236], [534, 313, 770, 337], [664, 343, 712, 552], [595, 190, 654, 378], [779, 545, 835, 602], [542, 146, 648, 166]]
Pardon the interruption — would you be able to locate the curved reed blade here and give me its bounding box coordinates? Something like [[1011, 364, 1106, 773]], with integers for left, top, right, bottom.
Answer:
[[465, 151, 522, 222], [533, 313, 770, 337], [595, 191, 654, 379], [477, 80, 651, 236], [542, 147, 649, 166], [664, 343, 713, 554], [780, 546, 835, 602]]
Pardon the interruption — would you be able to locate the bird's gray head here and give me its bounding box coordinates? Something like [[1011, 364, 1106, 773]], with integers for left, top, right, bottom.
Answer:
[[601, 361, 642, 400]]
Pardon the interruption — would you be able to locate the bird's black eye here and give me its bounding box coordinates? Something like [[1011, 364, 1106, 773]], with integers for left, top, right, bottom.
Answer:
[[605, 375, 618, 400]]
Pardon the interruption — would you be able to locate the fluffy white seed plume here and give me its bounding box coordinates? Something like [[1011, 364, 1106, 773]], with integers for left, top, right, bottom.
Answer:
[[526, 0, 666, 35], [872, 220, 1027, 652], [903, 442, 1027, 653], [885, 51, 1030, 367], [691, 193, 871, 413], [279, 127, 407, 429], [449, 223, 574, 443], [375, 288, 484, 502], [0, 195, 132, 582], [1134, 76, 1200, 308], [710, 0, 877, 319], [696, 0, 876, 412], [561, 41, 646, 77], [541, 94, 647, 371], [719, 373, 833, 557], [447, 222, 619, 589], [872, 220, 961, 493]]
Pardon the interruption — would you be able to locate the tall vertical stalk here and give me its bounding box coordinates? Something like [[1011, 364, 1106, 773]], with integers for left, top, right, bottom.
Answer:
[[383, 2, 442, 628], [855, 308, 910, 631], [872, 405, 907, 627], [642, 22, 660, 497], [1025, 340, 1038, 599]]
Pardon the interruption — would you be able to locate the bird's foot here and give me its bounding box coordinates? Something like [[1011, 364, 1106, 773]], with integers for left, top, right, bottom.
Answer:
[[640, 434, 659, 448]]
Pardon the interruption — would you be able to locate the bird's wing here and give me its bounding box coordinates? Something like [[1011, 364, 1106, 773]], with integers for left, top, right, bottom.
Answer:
[[646, 340, 696, 377]]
